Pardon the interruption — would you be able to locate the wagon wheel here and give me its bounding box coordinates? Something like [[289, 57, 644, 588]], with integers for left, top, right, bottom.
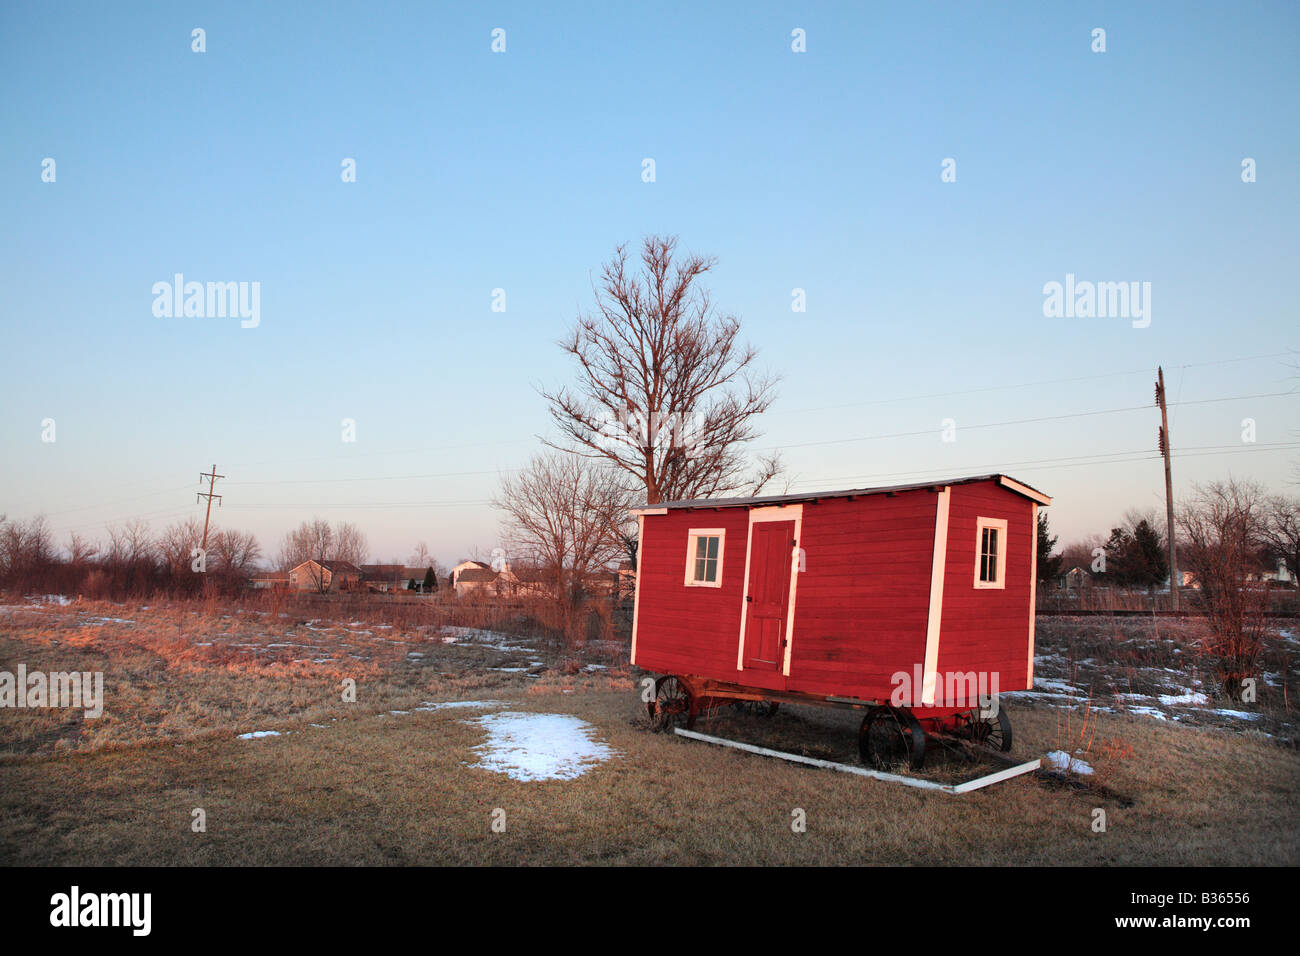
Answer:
[[730, 700, 781, 718], [966, 707, 1012, 753], [648, 675, 695, 732], [859, 707, 926, 770]]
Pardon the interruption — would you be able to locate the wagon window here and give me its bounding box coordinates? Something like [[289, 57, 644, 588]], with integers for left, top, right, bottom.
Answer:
[[974, 517, 1008, 590], [685, 529, 725, 587]]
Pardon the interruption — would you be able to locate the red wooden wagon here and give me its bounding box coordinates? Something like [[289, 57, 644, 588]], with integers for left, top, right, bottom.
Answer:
[[629, 474, 1051, 768]]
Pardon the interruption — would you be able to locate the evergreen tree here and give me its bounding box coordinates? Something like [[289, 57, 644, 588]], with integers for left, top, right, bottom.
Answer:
[[407, 578, 418, 591], [1130, 519, 1169, 588], [1102, 526, 1135, 584], [1037, 511, 1062, 583], [423, 566, 437, 592]]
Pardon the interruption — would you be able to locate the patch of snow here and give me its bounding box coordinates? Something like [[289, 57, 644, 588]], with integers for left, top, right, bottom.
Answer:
[[439, 626, 537, 653], [1158, 691, 1208, 706], [237, 730, 282, 740], [1045, 750, 1094, 775], [1029, 678, 1081, 694], [1214, 709, 1261, 720], [414, 699, 506, 712], [466, 712, 618, 782], [1126, 706, 1168, 720]]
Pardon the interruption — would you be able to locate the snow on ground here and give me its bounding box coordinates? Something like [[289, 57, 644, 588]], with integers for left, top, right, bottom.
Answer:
[[1158, 691, 1208, 706], [465, 711, 618, 782], [237, 730, 282, 740], [1045, 750, 1095, 775], [438, 626, 537, 654], [413, 699, 506, 712]]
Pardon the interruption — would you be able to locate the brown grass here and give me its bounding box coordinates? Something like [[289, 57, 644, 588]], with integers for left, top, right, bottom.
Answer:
[[1, 596, 1297, 865]]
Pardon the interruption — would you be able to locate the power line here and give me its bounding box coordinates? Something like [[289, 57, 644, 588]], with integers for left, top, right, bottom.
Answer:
[[764, 390, 1296, 453], [770, 350, 1296, 418]]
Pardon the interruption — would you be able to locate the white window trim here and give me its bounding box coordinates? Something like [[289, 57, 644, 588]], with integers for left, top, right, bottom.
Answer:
[[684, 528, 726, 588], [973, 516, 1008, 590]]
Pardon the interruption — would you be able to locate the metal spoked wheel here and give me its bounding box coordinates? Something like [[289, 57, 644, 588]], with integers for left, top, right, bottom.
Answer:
[[966, 707, 1012, 753], [649, 675, 694, 732], [730, 700, 781, 718], [859, 706, 926, 770]]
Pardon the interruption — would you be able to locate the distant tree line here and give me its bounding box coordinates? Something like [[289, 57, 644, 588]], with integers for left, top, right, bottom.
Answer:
[[0, 513, 263, 598]]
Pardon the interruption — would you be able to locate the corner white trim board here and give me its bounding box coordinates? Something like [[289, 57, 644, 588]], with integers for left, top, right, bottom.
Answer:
[[630, 513, 646, 666], [1027, 502, 1038, 688], [920, 487, 950, 706]]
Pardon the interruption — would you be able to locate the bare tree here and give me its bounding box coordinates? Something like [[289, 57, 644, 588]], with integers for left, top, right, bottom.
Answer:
[[0, 515, 53, 580], [333, 522, 369, 566], [1176, 478, 1271, 700], [1259, 494, 1300, 582], [158, 517, 206, 577], [542, 235, 781, 505], [278, 518, 369, 592], [494, 453, 628, 638], [65, 532, 99, 566], [210, 528, 263, 577]]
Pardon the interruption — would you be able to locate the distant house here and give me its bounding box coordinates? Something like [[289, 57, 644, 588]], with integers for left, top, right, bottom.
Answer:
[[454, 566, 519, 598], [249, 571, 289, 590], [450, 560, 491, 588], [1251, 558, 1296, 587], [289, 560, 363, 592], [360, 564, 436, 593], [1062, 566, 1091, 590]]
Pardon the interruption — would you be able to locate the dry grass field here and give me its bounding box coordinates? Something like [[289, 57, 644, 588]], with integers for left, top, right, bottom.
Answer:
[[1, 595, 1296, 866]]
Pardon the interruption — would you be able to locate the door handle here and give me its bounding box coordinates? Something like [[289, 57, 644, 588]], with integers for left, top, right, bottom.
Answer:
[[745, 595, 752, 602]]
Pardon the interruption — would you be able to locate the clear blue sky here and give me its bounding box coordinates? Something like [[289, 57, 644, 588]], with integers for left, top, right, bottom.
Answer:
[[2, 0, 1297, 566]]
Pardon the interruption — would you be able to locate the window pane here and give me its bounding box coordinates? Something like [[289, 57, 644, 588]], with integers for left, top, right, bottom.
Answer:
[[706, 536, 719, 560], [980, 552, 989, 581], [695, 537, 708, 561], [704, 557, 717, 582], [695, 557, 706, 581]]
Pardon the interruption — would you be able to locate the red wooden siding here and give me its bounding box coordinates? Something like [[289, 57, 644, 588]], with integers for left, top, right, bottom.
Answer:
[[633, 507, 750, 678], [934, 482, 1034, 697], [784, 491, 938, 700]]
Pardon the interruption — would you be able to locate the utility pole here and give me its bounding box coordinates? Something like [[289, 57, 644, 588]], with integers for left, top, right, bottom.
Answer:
[[197, 464, 225, 553], [1155, 369, 1179, 611]]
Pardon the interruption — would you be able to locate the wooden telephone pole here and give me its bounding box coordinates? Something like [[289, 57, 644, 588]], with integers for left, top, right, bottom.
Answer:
[[1155, 369, 1179, 611], [197, 464, 225, 552]]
